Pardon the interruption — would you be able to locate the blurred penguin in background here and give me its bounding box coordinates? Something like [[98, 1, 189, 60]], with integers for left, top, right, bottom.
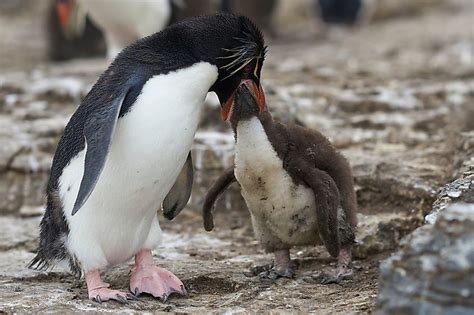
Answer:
[[51, 0, 281, 61], [316, 0, 375, 26], [48, 0, 105, 61], [56, 0, 172, 59], [53, 0, 217, 60]]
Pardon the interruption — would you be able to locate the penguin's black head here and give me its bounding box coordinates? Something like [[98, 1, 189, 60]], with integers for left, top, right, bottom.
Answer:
[[209, 15, 267, 122], [106, 13, 267, 122]]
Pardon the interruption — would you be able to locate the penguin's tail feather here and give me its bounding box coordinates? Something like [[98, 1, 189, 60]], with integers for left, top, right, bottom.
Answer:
[[27, 190, 76, 274], [27, 251, 54, 271]]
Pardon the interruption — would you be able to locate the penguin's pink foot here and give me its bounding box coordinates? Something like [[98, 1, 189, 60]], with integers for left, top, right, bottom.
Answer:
[[130, 249, 186, 302], [86, 270, 133, 304]]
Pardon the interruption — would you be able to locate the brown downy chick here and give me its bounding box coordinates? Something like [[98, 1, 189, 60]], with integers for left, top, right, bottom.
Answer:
[[203, 82, 357, 283]]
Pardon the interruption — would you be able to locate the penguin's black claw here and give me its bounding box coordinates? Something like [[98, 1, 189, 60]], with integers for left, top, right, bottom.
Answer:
[[258, 267, 294, 280], [249, 263, 294, 280], [94, 295, 102, 304], [180, 284, 188, 296], [318, 273, 338, 284], [161, 293, 168, 303], [126, 293, 138, 300], [259, 269, 278, 280], [133, 287, 140, 297], [116, 294, 129, 304], [273, 265, 295, 279]]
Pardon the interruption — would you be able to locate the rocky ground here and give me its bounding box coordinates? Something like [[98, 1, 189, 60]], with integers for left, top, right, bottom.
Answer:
[[0, 0, 473, 313]]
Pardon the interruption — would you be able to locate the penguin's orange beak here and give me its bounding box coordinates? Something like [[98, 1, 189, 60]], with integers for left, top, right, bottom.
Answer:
[[56, 0, 74, 30], [56, 0, 85, 39], [221, 80, 266, 121]]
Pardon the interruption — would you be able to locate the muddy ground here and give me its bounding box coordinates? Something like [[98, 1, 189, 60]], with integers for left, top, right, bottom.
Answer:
[[0, 0, 473, 313]]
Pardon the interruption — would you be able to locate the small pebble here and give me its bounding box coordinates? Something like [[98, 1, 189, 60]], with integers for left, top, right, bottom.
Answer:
[[447, 191, 461, 198]]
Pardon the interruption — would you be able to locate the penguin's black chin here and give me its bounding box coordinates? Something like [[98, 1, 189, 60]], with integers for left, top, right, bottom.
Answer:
[[221, 80, 266, 122]]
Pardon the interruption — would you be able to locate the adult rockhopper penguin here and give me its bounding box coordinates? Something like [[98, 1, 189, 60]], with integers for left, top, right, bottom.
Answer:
[[29, 14, 267, 303], [203, 84, 357, 283]]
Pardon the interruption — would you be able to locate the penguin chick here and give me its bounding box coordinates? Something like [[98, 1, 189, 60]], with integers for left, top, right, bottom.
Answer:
[[203, 83, 357, 283]]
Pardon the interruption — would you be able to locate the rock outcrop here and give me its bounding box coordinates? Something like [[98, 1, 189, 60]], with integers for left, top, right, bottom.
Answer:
[[425, 131, 474, 224], [376, 203, 474, 314]]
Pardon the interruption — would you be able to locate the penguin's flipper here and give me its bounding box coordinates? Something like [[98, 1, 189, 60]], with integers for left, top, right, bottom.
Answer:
[[202, 167, 236, 231], [71, 90, 130, 216], [162, 152, 194, 220], [287, 158, 341, 257]]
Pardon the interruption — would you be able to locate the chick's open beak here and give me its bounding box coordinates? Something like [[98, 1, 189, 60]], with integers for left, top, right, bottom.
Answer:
[[221, 80, 266, 121]]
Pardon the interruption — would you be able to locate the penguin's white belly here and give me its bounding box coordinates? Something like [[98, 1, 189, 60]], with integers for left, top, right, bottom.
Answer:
[[235, 118, 319, 246], [59, 63, 218, 272]]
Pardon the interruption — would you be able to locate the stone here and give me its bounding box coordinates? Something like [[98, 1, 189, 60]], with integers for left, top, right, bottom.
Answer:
[[353, 213, 422, 259], [425, 133, 474, 224], [376, 203, 474, 314], [0, 216, 40, 252], [0, 75, 73, 215], [0, 129, 56, 214]]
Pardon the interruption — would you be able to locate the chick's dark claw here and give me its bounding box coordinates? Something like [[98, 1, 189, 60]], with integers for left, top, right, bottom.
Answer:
[[273, 265, 295, 279], [270, 249, 295, 279], [314, 247, 354, 284], [244, 264, 273, 277], [258, 266, 295, 280], [315, 265, 353, 284]]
